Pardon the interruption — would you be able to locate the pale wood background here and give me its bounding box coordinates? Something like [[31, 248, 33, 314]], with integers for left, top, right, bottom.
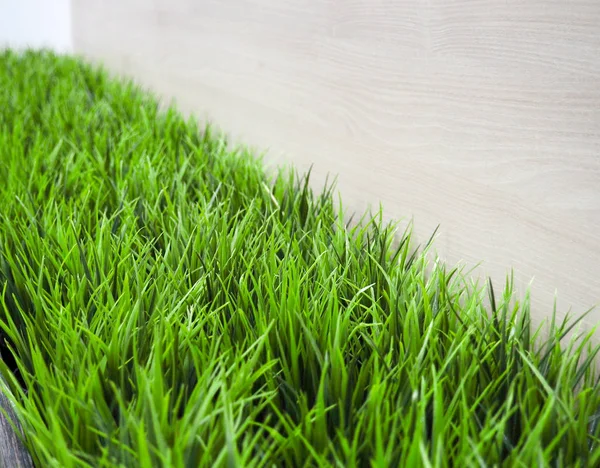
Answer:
[[71, 0, 600, 327]]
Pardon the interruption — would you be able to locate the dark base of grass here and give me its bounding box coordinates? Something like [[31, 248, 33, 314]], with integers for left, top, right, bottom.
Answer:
[[0, 48, 599, 467]]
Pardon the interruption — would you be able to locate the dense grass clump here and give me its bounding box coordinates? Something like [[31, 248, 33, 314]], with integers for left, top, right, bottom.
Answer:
[[0, 49, 599, 467]]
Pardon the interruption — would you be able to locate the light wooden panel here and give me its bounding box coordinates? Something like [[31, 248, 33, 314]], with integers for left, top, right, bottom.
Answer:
[[0, 0, 72, 52], [71, 0, 600, 326]]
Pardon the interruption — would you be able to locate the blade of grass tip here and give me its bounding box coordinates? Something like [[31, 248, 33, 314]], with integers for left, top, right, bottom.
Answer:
[[539, 307, 595, 374], [501, 272, 513, 343], [495, 276, 513, 380], [444, 288, 495, 384], [110, 199, 125, 236], [574, 338, 600, 389], [423, 224, 440, 252], [344, 212, 356, 231], [208, 182, 223, 209], [488, 277, 498, 326], [261, 182, 279, 209], [538, 300, 565, 375], [517, 348, 574, 417], [294, 312, 323, 369], [556, 307, 595, 343], [389, 234, 410, 267], [72, 222, 93, 284], [404, 246, 420, 271], [517, 292, 532, 351], [358, 330, 392, 375]]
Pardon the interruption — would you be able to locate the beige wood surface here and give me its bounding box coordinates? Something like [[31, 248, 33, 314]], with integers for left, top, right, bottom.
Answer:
[[71, 0, 600, 327]]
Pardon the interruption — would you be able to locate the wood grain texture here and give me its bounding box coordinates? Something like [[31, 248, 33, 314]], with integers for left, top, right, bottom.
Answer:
[[0, 383, 32, 468], [71, 0, 600, 326]]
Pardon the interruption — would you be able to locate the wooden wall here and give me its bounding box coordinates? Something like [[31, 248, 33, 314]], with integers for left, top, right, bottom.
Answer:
[[71, 0, 600, 325]]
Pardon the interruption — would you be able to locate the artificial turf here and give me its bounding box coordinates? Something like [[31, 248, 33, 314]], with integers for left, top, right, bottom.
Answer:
[[1, 48, 599, 467]]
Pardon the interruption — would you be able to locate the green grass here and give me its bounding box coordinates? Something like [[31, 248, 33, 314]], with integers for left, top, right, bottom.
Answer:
[[0, 48, 599, 467]]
